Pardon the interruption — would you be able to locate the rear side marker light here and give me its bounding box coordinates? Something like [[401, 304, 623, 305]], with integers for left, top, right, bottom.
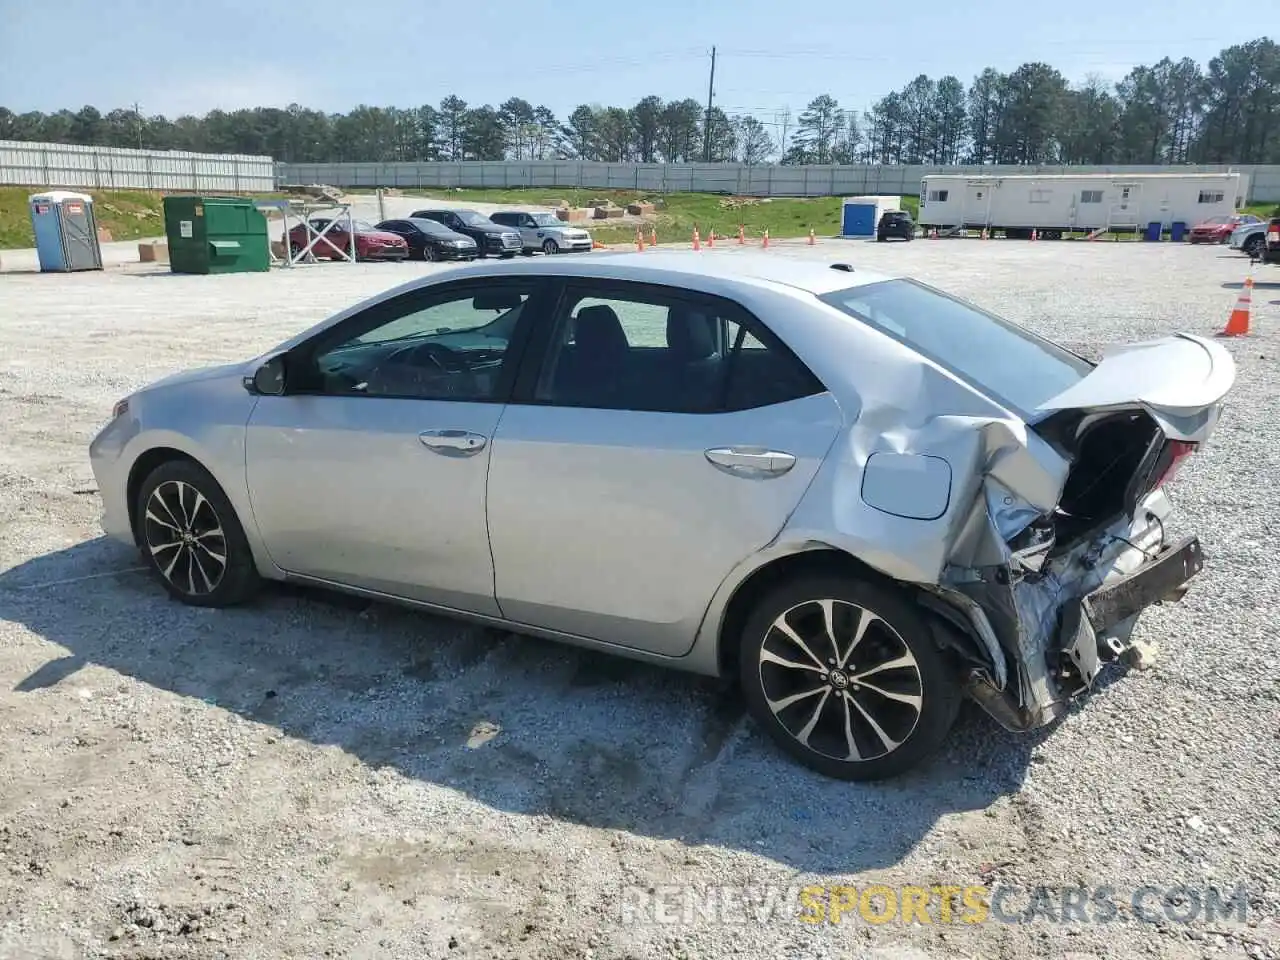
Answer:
[[1156, 440, 1197, 488]]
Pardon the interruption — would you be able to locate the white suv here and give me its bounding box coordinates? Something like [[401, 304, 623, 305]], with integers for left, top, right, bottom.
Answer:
[[489, 210, 593, 255]]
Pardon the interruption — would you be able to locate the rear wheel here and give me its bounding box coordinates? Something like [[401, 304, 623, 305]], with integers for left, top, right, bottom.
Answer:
[[738, 574, 961, 780], [1244, 235, 1264, 258], [135, 459, 261, 608]]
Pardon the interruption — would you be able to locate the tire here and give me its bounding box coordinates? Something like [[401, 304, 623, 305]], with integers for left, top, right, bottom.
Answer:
[[1243, 235, 1264, 258], [500, 252, 516, 259], [424, 244, 440, 262], [737, 574, 961, 781], [135, 459, 261, 608], [542, 238, 559, 255], [876, 234, 886, 243]]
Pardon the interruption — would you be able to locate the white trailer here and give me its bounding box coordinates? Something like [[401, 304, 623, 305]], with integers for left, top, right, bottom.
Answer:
[[918, 172, 1248, 239]]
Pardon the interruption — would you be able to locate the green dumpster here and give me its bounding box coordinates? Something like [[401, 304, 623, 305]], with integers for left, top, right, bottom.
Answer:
[[162, 195, 270, 274]]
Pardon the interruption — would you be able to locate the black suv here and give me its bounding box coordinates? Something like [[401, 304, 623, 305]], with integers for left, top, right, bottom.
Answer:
[[877, 210, 916, 242], [408, 208, 523, 258], [1264, 217, 1280, 265]]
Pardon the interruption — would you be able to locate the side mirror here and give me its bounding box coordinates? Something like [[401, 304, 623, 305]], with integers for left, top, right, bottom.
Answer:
[[245, 355, 286, 396]]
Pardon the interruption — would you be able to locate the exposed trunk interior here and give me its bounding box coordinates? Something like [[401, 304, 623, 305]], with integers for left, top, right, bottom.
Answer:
[[1035, 410, 1165, 549]]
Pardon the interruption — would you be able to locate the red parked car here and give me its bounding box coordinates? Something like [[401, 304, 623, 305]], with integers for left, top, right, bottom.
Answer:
[[287, 217, 409, 261], [1188, 213, 1261, 244]]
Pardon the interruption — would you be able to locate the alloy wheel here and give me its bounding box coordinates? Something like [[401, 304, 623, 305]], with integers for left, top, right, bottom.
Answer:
[[757, 598, 923, 762], [542, 239, 558, 255], [142, 480, 227, 597]]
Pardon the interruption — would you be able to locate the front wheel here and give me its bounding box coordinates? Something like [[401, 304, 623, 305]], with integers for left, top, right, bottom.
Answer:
[[500, 252, 516, 259], [542, 238, 559, 255], [423, 244, 440, 262], [738, 574, 961, 781], [135, 459, 261, 608]]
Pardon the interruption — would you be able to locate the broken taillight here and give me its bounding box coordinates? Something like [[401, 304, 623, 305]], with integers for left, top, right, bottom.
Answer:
[[1155, 440, 1198, 488]]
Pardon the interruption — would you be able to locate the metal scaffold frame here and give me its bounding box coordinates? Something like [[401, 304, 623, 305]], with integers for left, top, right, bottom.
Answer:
[[254, 199, 358, 267]]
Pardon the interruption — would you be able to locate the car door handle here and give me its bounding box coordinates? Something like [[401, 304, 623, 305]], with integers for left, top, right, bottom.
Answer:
[[704, 447, 796, 477], [419, 429, 487, 455]]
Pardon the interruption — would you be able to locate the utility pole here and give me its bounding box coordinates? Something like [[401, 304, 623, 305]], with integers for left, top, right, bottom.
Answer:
[[133, 101, 143, 149], [703, 45, 717, 162]]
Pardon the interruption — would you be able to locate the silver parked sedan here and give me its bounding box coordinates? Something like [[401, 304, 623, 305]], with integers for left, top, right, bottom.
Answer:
[[89, 253, 1235, 780]]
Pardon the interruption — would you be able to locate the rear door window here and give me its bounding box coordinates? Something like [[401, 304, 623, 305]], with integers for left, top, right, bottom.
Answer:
[[528, 282, 824, 413]]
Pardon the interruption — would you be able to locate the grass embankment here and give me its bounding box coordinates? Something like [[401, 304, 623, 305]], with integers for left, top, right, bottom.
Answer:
[[404, 187, 921, 244], [1243, 203, 1279, 220], [0, 187, 172, 249], [0, 187, 295, 250]]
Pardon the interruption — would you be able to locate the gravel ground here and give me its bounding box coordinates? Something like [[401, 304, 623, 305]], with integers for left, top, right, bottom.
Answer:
[[1, 239, 1278, 960]]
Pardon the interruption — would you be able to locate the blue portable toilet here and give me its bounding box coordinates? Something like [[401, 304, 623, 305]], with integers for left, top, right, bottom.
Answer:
[[29, 191, 104, 272]]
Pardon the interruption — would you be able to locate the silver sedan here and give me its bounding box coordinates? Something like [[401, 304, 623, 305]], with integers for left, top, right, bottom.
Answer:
[[88, 253, 1235, 780]]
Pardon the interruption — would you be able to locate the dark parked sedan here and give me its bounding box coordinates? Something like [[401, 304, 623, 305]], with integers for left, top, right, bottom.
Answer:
[[408, 208, 523, 258], [375, 218, 479, 261], [877, 210, 916, 242]]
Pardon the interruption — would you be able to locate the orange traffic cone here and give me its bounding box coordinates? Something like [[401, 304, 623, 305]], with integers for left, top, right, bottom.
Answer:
[[738, 224, 745, 245], [807, 228, 816, 245], [592, 239, 607, 250], [692, 226, 701, 251], [1219, 277, 1253, 337], [635, 227, 645, 252], [649, 225, 658, 247], [762, 228, 770, 249], [707, 229, 715, 248]]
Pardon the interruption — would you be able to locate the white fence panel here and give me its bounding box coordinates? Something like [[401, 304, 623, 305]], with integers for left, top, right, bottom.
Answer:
[[0, 140, 276, 192], [276, 159, 1280, 203]]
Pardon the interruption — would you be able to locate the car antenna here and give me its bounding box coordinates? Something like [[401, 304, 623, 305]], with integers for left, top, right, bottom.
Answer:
[[830, 263, 855, 272]]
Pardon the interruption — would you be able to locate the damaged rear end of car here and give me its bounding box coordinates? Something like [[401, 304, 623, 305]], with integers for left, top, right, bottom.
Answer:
[[947, 333, 1232, 730], [817, 281, 1235, 733]]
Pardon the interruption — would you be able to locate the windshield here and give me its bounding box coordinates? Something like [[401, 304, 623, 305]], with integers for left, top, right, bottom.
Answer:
[[323, 219, 374, 232], [530, 213, 561, 227], [457, 211, 492, 226], [819, 279, 1092, 419], [1202, 216, 1230, 225], [409, 218, 449, 234]]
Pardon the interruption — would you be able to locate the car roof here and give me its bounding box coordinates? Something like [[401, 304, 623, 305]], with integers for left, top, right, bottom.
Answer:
[[400, 251, 895, 295]]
